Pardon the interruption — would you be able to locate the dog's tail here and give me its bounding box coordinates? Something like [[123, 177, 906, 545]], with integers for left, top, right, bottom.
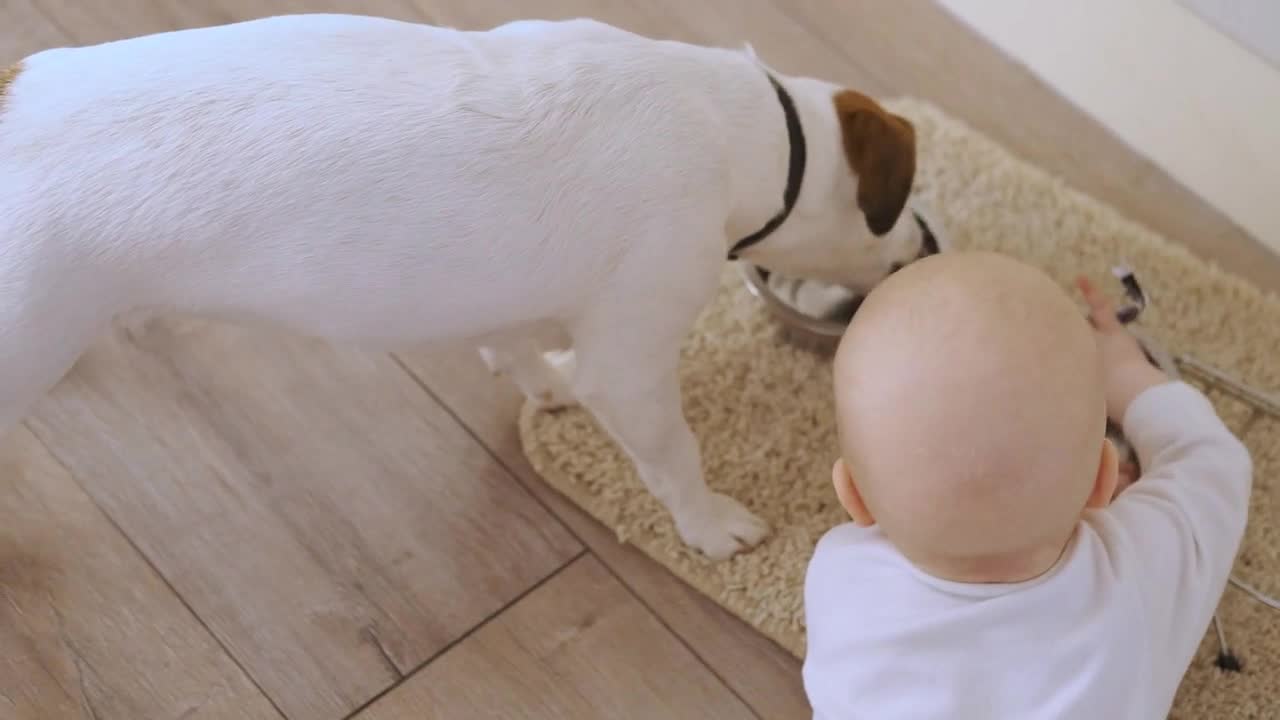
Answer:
[[0, 60, 23, 113]]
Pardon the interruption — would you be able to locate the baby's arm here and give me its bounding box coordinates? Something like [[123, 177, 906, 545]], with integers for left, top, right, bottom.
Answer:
[[1110, 381, 1252, 654], [1077, 277, 1252, 677]]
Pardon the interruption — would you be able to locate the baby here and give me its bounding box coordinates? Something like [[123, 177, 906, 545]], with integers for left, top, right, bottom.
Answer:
[[803, 251, 1253, 719]]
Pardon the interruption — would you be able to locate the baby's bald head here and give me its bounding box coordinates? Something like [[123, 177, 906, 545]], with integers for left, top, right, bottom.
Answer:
[[832, 251, 1114, 581]]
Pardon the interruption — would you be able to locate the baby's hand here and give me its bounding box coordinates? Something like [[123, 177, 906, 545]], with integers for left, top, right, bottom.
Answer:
[[1114, 460, 1139, 498], [1076, 276, 1171, 424]]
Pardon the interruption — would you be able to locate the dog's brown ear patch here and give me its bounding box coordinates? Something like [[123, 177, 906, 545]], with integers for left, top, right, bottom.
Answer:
[[834, 90, 916, 236], [0, 61, 24, 110]]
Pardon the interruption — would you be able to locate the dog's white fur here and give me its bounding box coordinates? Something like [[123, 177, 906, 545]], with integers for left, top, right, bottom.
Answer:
[[0, 14, 926, 559]]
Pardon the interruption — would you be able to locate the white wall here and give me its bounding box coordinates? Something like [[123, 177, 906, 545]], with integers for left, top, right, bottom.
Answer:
[[937, 0, 1280, 253]]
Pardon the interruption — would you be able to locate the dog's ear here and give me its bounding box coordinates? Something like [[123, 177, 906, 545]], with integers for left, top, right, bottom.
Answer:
[[833, 90, 916, 236]]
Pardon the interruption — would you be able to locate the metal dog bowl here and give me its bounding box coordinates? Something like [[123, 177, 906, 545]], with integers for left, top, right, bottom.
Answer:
[[739, 264, 853, 354], [739, 209, 945, 354]]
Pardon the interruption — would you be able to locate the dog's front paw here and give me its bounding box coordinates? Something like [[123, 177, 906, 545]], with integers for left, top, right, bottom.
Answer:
[[675, 492, 770, 560]]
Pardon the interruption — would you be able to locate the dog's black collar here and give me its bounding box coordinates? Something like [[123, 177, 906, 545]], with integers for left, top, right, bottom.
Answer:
[[726, 73, 807, 261], [914, 211, 939, 257]]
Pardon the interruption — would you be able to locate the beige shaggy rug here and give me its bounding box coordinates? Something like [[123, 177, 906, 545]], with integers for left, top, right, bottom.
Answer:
[[518, 98, 1280, 718]]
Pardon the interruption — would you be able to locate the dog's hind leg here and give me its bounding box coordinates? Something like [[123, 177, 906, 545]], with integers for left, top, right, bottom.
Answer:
[[478, 337, 577, 411]]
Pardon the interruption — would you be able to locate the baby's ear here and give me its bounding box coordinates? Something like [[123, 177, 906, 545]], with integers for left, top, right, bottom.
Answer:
[[833, 458, 875, 526], [1085, 438, 1121, 509]]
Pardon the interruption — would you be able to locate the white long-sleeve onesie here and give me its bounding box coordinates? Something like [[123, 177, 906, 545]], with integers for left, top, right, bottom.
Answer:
[[802, 381, 1253, 719]]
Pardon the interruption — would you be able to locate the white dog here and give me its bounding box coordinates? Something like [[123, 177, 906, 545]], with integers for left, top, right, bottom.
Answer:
[[0, 14, 928, 559]]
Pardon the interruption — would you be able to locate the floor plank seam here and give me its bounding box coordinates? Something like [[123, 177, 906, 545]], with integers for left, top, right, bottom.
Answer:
[[21, 419, 292, 720], [590, 555, 770, 720], [389, 352, 588, 551], [339, 547, 589, 720], [389, 355, 772, 720], [363, 627, 405, 683]]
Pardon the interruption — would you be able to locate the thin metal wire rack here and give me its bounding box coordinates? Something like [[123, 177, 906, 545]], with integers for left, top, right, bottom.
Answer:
[[1178, 356, 1280, 421]]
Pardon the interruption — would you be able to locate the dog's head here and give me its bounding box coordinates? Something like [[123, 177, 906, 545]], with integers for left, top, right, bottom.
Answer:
[[737, 85, 937, 295]]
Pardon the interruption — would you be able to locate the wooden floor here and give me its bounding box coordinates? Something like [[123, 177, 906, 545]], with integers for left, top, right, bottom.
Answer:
[[2, 2, 1277, 719]]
